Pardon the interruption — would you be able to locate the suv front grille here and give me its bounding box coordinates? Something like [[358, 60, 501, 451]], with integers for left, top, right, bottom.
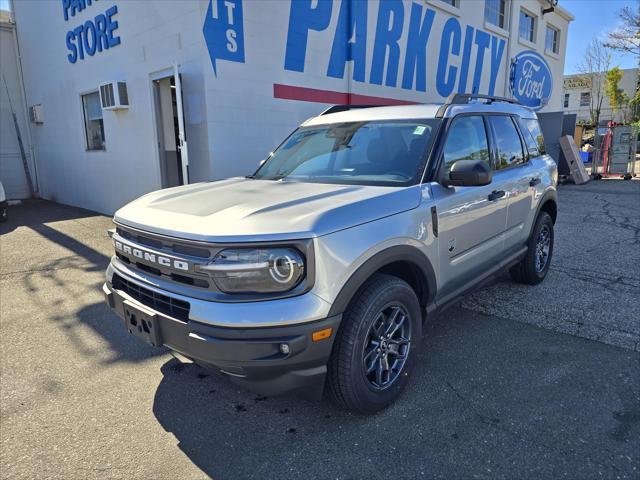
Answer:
[[112, 273, 190, 322], [114, 225, 212, 289]]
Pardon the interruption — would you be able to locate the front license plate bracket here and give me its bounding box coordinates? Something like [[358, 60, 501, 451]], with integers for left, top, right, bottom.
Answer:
[[123, 300, 162, 347]]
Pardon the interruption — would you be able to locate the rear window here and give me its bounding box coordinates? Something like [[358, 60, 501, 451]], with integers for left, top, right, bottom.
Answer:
[[517, 118, 546, 156]]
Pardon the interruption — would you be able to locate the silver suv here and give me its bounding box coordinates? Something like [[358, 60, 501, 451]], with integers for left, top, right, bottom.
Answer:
[[104, 94, 557, 413]]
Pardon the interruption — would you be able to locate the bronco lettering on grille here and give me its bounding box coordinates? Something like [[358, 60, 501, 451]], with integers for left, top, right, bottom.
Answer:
[[114, 240, 189, 271]]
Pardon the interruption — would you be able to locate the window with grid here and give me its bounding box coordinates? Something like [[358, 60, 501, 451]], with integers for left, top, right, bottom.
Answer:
[[545, 25, 560, 53], [485, 0, 507, 29], [563, 93, 569, 108], [519, 10, 536, 43], [580, 92, 591, 107]]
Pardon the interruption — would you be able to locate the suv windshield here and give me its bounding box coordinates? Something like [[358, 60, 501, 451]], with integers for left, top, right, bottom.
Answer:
[[253, 119, 441, 186]]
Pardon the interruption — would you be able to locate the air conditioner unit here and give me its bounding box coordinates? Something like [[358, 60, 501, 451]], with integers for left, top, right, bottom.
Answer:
[[29, 104, 43, 124], [99, 81, 129, 110]]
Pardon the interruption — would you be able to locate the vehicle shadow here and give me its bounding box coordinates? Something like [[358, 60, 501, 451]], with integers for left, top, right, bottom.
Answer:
[[151, 308, 640, 480]]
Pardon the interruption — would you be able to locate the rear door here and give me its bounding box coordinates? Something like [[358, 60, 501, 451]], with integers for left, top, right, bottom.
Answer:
[[430, 115, 508, 296], [487, 115, 536, 253]]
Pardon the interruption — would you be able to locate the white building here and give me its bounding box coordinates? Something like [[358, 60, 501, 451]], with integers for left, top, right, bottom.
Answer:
[[0, 9, 35, 200], [563, 68, 639, 124], [8, 0, 572, 214]]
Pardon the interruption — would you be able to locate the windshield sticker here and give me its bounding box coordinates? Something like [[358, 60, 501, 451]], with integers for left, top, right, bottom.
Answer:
[[413, 126, 427, 135]]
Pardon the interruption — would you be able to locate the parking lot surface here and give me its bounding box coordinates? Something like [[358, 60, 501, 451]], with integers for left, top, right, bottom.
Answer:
[[1, 181, 639, 479], [465, 179, 640, 352]]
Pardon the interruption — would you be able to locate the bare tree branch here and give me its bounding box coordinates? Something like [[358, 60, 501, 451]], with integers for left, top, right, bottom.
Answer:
[[603, 6, 640, 55], [576, 38, 612, 126]]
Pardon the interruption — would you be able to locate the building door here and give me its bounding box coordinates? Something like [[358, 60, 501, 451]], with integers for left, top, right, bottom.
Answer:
[[152, 66, 189, 188]]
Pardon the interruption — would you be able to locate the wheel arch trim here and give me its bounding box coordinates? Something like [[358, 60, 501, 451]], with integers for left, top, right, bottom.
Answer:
[[327, 245, 437, 317], [531, 189, 558, 237]]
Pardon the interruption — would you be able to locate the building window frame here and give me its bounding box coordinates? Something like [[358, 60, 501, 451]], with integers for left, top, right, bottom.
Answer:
[[484, 0, 508, 31], [518, 8, 537, 45], [545, 24, 560, 55], [563, 93, 570, 108], [580, 92, 591, 107], [426, 0, 461, 17], [81, 90, 106, 151]]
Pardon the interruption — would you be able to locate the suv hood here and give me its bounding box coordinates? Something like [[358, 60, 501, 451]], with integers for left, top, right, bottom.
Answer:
[[114, 178, 420, 242]]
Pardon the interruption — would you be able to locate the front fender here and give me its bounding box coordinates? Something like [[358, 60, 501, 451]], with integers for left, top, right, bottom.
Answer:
[[326, 244, 437, 317]]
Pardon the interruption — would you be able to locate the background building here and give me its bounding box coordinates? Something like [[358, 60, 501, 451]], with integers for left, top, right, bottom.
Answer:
[[7, 0, 572, 214], [0, 9, 35, 201], [563, 68, 639, 124]]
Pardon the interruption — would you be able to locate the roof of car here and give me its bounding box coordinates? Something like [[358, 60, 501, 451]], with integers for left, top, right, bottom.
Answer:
[[303, 101, 537, 126]]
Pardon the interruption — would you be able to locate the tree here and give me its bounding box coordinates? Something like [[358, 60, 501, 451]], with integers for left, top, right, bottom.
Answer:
[[604, 6, 640, 57], [605, 67, 630, 122], [577, 38, 612, 127]]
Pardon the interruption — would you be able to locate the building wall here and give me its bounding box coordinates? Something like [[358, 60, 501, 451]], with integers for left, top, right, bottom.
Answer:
[[563, 68, 639, 123], [0, 13, 34, 200], [12, 0, 572, 214]]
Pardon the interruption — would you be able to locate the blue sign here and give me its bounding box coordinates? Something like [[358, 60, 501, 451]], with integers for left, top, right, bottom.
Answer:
[[510, 51, 552, 110], [203, 0, 245, 76]]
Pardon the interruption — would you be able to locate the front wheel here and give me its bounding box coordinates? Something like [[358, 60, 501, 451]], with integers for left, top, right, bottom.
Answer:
[[326, 274, 422, 414], [510, 211, 554, 285]]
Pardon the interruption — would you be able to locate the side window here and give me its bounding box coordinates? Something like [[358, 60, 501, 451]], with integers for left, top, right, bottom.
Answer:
[[442, 116, 490, 173], [517, 118, 546, 156], [489, 116, 525, 169], [82, 91, 105, 151]]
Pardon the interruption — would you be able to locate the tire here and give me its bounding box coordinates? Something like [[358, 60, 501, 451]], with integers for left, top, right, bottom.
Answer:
[[326, 273, 422, 414], [510, 211, 554, 285]]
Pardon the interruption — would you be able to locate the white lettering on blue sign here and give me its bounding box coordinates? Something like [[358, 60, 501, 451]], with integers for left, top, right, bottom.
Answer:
[[63, 0, 121, 64], [203, 0, 245, 76], [510, 51, 552, 109]]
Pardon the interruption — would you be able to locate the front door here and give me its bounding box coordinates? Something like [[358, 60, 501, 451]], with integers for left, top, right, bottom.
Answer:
[[430, 115, 508, 297]]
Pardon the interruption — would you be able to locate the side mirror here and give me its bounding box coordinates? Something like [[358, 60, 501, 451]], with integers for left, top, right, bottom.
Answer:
[[444, 159, 492, 187]]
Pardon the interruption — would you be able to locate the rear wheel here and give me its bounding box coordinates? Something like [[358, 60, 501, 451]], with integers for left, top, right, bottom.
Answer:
[[510, 211, 554, 285], [326, 274, 421, 414]]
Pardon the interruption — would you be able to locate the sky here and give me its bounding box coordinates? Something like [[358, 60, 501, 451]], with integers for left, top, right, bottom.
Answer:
[[562, 0, 638, 74], [0, 0, 636, 75]]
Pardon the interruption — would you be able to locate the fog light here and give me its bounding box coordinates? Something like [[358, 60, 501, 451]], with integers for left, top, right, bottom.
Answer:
[[279, 343, 290, 355]]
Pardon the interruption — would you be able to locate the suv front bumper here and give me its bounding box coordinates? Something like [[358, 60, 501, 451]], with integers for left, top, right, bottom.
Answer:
[[103, 268, 341, 398]]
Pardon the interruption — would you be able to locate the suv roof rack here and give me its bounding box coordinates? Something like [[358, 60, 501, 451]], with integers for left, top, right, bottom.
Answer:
[[320, 104, 382, 116], [435, 93, 521, 118]]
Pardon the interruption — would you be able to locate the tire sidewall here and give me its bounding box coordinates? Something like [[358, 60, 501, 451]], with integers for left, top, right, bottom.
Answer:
[[344, 279, 422, 413], [528, 212, 554, 281]]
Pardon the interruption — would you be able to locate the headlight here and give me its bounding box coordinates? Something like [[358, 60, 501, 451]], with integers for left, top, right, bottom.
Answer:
[[196, 248, 305, 293]]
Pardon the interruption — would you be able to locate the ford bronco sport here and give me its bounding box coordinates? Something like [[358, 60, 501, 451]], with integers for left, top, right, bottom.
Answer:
[[104, 94, 557, 413]]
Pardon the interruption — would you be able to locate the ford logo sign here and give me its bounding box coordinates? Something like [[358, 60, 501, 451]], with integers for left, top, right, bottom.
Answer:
[[510, 51, 552, 110]]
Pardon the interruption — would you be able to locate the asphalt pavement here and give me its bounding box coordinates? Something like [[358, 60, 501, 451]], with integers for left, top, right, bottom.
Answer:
[[1, 181, 638, 479]]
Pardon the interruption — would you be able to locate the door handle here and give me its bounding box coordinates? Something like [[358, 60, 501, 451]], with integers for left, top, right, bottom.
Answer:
[[529, 177, 541, 187], [488, 190, 506, 201]]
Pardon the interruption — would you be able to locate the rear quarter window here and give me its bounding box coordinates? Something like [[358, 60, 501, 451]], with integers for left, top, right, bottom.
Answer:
[[517, 118, 546, 156]]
